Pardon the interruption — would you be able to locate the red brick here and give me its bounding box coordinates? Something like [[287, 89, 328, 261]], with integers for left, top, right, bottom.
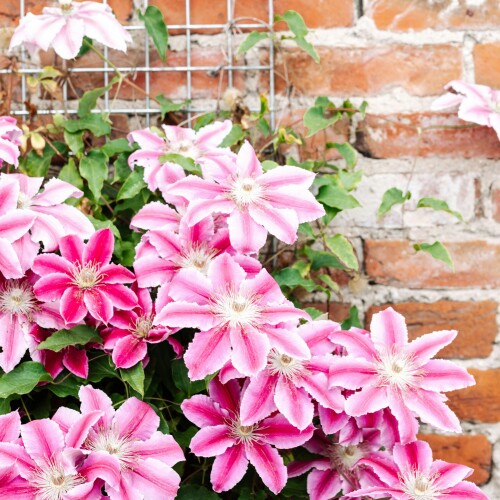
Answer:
[[355, 113, 500, 158], [493, 183, 500, 223], [367, 0, 500, 31], [274, 0, 353, 29], [474, 43, 500, 88], [365, 301, 497, 359], [364, 240, 500, 288], [273, 45, 461, 97], [448, 369, 500, 422], [418, 434, 491, 485]]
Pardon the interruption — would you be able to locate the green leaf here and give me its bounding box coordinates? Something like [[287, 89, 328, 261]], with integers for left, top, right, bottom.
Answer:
[[378, 188, 411, 218], [0, 362, 51, 398], [332, 142, 357, 169], [156, 95, 187, 119], [117, 168, 147, 201], [413, 241, 454, 270], [416, 197, 463, 221], [177, 485, 220, 500], [325, 234, 359, 271], [262, 160, 279, 171], [273, 268, 317, 292], [338, 170, 363, 192], [64, 114, 111, 137], [317, 185, 361, 210], [64, 130, 84, 156], [237, 31, 269, 56], [47, 376, 81, 398], [101, 138, 134, 157], [79, 150, 109, 201], [275, 10, 308, 37], [76, 36, 93, 58], [159, 153, 200, 174], [88, 356, 119, 383], [219, 124, 245, 147], [120, 362, 145, 397], [294, 36, 320, 63], [298, 222, 315, 239], [19, 144, 56, 177], [171, 359, 205, 396], [304, 307, 326, 319], [77, 79, 118, 118], [37, 325, 101, 352], [304, 248, 343, 270], [139, 6, 169, 62], [318, 274, 340, 293], [304, 104, 340, 137], [341, 306, 362, 329]]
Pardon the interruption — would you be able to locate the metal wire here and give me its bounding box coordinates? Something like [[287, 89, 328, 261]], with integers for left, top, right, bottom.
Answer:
[[5, 1, 276, 125]]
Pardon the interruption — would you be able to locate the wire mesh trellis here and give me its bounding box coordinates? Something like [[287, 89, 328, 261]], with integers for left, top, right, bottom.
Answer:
[[1, 0, 276, 128]]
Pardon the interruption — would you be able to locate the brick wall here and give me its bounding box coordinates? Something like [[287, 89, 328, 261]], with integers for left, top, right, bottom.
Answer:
[[2, 0, 500, 495]]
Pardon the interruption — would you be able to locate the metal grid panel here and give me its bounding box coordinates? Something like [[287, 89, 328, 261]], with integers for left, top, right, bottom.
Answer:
[[3, 0, 276, 128]]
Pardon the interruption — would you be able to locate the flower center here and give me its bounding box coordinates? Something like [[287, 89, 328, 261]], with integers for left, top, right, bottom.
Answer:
[[58, 0, 73, 12], [376, 350, 422, 391], [328, 443, 365, 470], [228, 419, 262, 445], [71, 262, 102, 290], [134, 316, 153, 338], [230, 177, 263, 207], [267, 350, 306, 380], [177, 245, 218, 274], [401, 471, 439, 500], [168, 140, 200, 159], [16, 192, 31, 209], [30, 461, 84, 500], [0, 280, 37, 317], [211, 290, 261, 327], [85, 428, 136, 468]]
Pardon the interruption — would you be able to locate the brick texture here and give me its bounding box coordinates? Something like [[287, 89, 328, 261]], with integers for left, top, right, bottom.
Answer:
[[419, 434, 492, 485], [474, 43, 500, 88], [365, 301, 498, 359], [493, 183, 500, 223], [365, 240, 500, 288]]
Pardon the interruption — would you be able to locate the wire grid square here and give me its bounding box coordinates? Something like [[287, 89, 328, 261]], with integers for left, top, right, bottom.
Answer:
[[1, 0, 276, 128]]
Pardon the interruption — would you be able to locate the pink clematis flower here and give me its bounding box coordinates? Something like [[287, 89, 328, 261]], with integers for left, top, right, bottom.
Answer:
[[0, 116, 22, 168], [432, 80, 500, 140], [182, 378, 314, 494], [32, 228, 137, 325], [225, 320, 344, 431], [52, 385, 184, 499], [0, 417, 119, 499], [168, 141, 325, 253], [128, 120, 234, 199], [0, 273, 64, 373], [9, 0, 132, 60], [155, 252, 310, 379], [348, 440, 488, 500], [329, 307, 475, 444]]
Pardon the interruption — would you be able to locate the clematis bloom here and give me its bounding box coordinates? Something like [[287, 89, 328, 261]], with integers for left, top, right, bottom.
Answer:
[[329, 307, 475, 444], [33, 228, 137, 324], [9, 0, 132, 60], [0, 116, 22, 168]]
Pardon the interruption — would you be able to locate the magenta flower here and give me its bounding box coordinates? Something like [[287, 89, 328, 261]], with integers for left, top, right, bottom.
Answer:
[[348, 440, 488, 500], [103, 286, 175, 369], [236, 320, 344, 431], [52, 385, 184, 499], [33, 228, 137, 325], [0, 417, 119, 499], [329, 307, 475, 443], [432, 80, 500, 140], [0, 273, 64, 373], [182, 378, 314, 494], [169, 141, 325, 253], [128, 120, 234, 199], [155, 252, 309, 379], [9, 0, 132, 60], [0, 116, 22, 168]]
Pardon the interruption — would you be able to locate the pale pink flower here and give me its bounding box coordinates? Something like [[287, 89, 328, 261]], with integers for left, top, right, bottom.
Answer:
[[0, 273, 64, 373], [128, 120, 234, 201], [9, 0, 132, 60], [329, 307, 475, 444], [52, 385, 184, 499], [0, 417, 119, 499], [182, 378, 314, 494], [0, 116, 22, 168], [168, 141, 325, 253], [432, 80, 500, 139], [348, 440, 488, 500], [155, 252, 309, 379], [229, 320, 344, 431], [32, 229, 137, 325]]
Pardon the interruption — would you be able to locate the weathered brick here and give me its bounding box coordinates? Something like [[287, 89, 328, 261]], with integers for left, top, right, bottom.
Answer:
[[365, 301, 497, 359], [448, 369, 500, 422], [493, 182, 500, 223], [367, 0, 500, 31], [418, 434, 492, 485], [364, 240, 500, 288], [355, 113, 500, 158], [273, 45, 461, 97], [474, 43, 500, 89]]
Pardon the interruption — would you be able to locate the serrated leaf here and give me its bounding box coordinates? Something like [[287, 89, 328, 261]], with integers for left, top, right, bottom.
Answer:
[[304, 105, 340, 137], [219, 124, 245, 147], [156, 95, 187, 119], [413, 241, 454, 269], [332, 142, 357, 169], [325, 234, 359, 270], [317, 185, 361, 210], [117, 168, 147, 201], [37, 325, 101, 352], [0, 362, 51, 398], [416, 197, 463, 221], [79, 150, 109, 201], [378, 188, 411, 218], [139, 6, 169, 62], [120, 362, 145, 397], [237, 31, 269, 56]]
